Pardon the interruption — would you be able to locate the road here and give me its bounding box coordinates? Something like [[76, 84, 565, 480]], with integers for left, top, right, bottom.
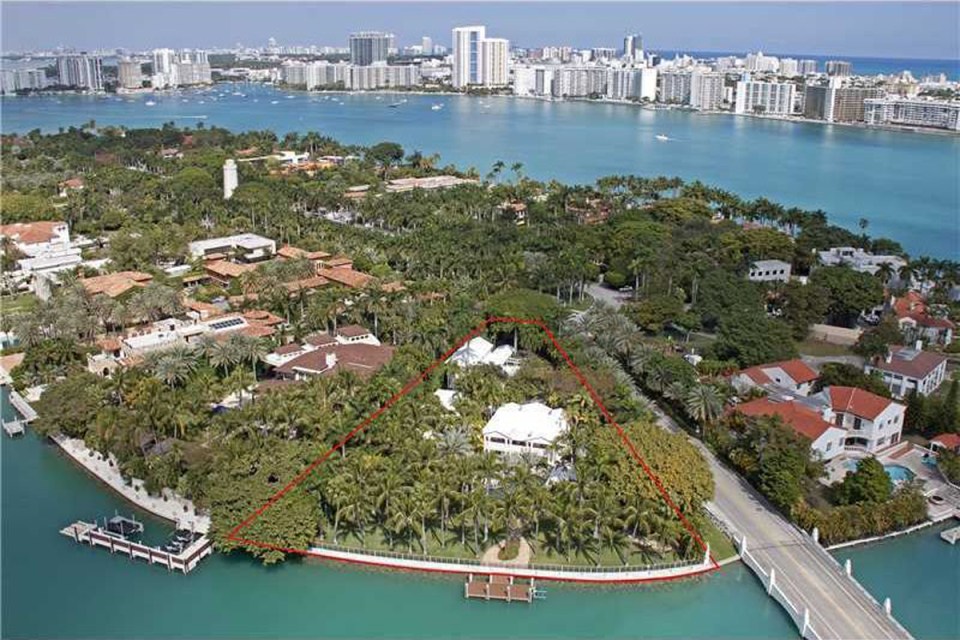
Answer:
[[648, 403, 912, 640]]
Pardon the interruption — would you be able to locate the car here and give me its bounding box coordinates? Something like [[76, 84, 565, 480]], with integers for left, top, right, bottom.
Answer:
[[617, 286, 634, 293]]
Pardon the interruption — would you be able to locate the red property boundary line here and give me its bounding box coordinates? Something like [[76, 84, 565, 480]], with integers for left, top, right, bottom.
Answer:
[[227, 317, 721, 583]]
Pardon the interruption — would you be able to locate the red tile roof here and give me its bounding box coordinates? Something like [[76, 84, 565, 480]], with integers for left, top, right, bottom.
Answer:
[[274, 343, 394, 379], [274, 343, 305, 355], [734, 397, 835, 441], [932, 433, 960, 452], [204, 260, 257, 279], [871, 347, 947, 380], [336, 324, 372, 338], [0, 221, 67, 245], [826, 386, 894, 421], [318, 267, 372, 289], [81, 271, 153, 298], [740, 359, 819, 386]]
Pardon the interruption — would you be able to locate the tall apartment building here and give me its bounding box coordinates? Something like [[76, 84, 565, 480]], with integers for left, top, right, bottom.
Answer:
[[349, 32, 392, 66], [745, 51, 779, 72], [152, 48, 176, 75], [798, 59, 818, 75], [734, 80, 796, 115], [452, 25, 509, 88], [804, 84, 885, 122], [117, 59, 143, 90], [56, 54, 103, 91], [421, 36, 433, 55], [864, 98, 960, 131], [605, 67, 657, 101], [1, 68, 48, 94], [150, 49, 211, 88], [349, 64, 421, 90], [659, 71, 692, 104], [689, 72, 726, 110], [553, 66, 607, 98], [623, 34, 643, 61], [779, 58, 799, 77], [826, 60, 853, 77], [513, 65, 558, 97]]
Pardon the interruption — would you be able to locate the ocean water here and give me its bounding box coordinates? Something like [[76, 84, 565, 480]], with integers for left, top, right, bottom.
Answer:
[[2, 84, 958, 258], [2, 387, 959, 639]]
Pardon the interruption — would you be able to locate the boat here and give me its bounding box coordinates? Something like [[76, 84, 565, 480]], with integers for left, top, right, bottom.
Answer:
[[271, 100, 279, 105], [144, 101, 156, 107], [106, 514, 144, 538], [388, 102, 403, 108], [431, 103, 444, 111], [655, 134, 670, 141]]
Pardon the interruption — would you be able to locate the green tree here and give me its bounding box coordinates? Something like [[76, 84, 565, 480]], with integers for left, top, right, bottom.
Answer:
[[833, 457, 892, 505]]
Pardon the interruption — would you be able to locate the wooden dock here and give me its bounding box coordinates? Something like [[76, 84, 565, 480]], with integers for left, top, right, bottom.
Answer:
[[464, 574, 538, 604], [3, 419, 25, 437], [940, 525, 960, 545], [60, 521, 213, 574]]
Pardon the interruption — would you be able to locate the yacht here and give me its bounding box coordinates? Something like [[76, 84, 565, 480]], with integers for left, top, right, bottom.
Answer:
[[655, 134, 670, 141], [431, 103, 444, 111]]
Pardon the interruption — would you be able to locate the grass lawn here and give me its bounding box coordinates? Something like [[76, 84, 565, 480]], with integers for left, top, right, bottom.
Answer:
[[797, 339, 854, 357], [698, 517, 737, 562], [1, 293, 38, 315]]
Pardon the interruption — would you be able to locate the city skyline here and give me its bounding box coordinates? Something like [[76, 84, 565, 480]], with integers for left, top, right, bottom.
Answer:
[[2, 2, 959, 60]]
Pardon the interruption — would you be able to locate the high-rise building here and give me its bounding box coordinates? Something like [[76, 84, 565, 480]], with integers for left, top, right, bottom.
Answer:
[[745, 51, 779, 73], [734, 80, 796, 115], [659, 71, 693, 104], [117, 59, 143, 90], [779, 58, 799, 77], [623, 34, 643, 61], [553, 66, 607, 98], [482, 38, 510, 86], [606, 67, 657, 101], [805, 83, 884, 122], [421, 36, 433, 55], [452, 25, 486, 88], [1, 68, 48, 94], [798, 59, 818, 75], [513, 65, 558, 97], [152, 48, 176, 75], [56, 55, 103, 91], [864, 97, 960, 131], [591, 47, 617, 61], [349, 32, 392, 66], [690, 72, 726, 110], [826, 60, 853, 77]]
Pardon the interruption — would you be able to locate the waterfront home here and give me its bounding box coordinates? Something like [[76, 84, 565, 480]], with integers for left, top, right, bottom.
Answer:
[[188, 233, 277, 262], [272, 342, 394, 381], [816, 246, 906, 276], [747, 259, 792, 283], [813, 386, 905, 452], [447, 336, 519, 375], [930, 433, 960, 455], [731, 358, 819, 396], [892, 291, 954, 346], [734, 395, 847, 461], [80, 271, 153, 298], [482, 402, 568, 463], [385, 175, 479, 193], [864, 343, 948, 398]]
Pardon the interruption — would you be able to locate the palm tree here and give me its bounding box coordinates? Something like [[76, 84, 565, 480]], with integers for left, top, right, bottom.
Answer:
[[684, 384, 724, 430]]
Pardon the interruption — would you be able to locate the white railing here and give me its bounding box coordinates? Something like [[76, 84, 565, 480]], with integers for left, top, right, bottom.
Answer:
[[9, 389, 38, 422]]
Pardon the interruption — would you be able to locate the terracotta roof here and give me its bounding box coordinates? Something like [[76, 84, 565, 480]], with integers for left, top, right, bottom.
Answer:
[[243, 309, 283, 325], [734, 397, 835, 441], [96, 337, 122, 352], [81, 271, 153, 298], [318, 267, 372, 289], [323, 255, 354, 268], [0, 352, 25, 374], [304, 332, 337, 348], [739, 359, 819, 386], [274, 342, 305, 355], [871, 347, 947, 380], [277, 245, 332, 261], [283, 275, 329, 294], [240, 325, 276, 339], [380, 281, 406, 293], [932, 433, 960, 451], [826, 386, 894, 421], [336, 324, 372, 338], [204, 260, 257, 279], [61, 178, 84, 189], [0, 221, 67, 245], [184, 298, 222, 318], [275, 342, 394, 379]]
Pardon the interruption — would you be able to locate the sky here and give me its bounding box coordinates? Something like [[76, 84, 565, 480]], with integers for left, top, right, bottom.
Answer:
[[2, 1, 958, 60]]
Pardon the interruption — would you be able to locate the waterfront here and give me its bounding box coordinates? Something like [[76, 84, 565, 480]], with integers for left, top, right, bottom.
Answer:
[[2, 83, 958, 258], [2, 392, 958, 639]]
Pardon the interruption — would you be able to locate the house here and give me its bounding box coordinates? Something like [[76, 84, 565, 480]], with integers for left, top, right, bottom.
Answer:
[[188, 233, 276, 262], [447, 336, 519, 375], [0, 221, 71, 256], [814, 386, 905, 452], [276, 244, 332, 269], [272, 342, 394, 381], [864, 343, 949, 397], [734, 396, 848, 461], [58, 178, 85, 197], [930, 433, 960, 455], [748, 259, 792, 283], [892, 291, 954, 346], [482, 402, 568, 463], [385, 175, 478, 193], [203, 259, 257, 285], [80, 271, 153, 298], [816, 247, 906, 276], [318, 266, 372, 289], [731, 359, 820, 396]]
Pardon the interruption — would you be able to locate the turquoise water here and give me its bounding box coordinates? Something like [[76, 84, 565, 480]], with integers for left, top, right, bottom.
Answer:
[[843, 460, 916, 483], [2, 84, 958, 257], [2, 385, 959, 638]]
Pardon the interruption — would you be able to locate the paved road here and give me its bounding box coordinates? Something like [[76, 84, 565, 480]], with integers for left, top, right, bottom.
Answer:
[[585, 283, 631, 309], [648, 404, 912, 640]]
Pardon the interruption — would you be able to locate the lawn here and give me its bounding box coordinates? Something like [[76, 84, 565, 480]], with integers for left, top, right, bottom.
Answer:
[[1, 293, 38, 315], [797, 339, 854, 357], [698, 517, 737, 562]]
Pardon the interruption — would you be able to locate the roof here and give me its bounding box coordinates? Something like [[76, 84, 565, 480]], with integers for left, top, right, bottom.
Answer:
[[825, 386, 896, 421], [752, 259, 791, 269], [81, 271, 153, 298], [283, 275, 329, 294], [870, 346, 948, 380], [274, 342, 394, 379], [932, 433, 960, 451], [894, 291, 955, 330], [0, 221, 67, 245], [304, 332, 338, 348], [277, 245, 332, 261], [734, 397, 836, 441], [483, 402, 568, 445], [380, 281, 406, 293], [204, 260, 257, 279], [274, 342, 305, 355], [61, 178, 85, 189], [336, 324, 372, 338], [243, 309, 283, 326], [318, 267, 372, 289], [323, 255, 353, 268], [739, 359, 819, 387]]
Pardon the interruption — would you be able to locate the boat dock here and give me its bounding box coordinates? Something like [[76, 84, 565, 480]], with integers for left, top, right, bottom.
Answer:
[[464, 574, 540, 604], [940, 525, 960, 545], [60, 520, 213, 574], [3, 419, 25, 437]]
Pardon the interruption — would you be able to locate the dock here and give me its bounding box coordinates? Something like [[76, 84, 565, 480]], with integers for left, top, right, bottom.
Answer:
[[60, 520, 213, 574], [464, 574, 539, 603], [3, 419, 25, 437], [940, 525, 960, 545]]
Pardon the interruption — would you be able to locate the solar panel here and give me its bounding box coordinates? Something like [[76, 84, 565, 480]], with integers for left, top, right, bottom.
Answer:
[[208, 317, 245, 331]]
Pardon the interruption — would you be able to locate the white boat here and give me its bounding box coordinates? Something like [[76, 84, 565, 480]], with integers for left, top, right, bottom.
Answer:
[[655, 134, 670, 141], [431, 103, 444, 111], [271, 100, 279, 104], [145, 101, 156, 106], [285, 95, 294, 99]]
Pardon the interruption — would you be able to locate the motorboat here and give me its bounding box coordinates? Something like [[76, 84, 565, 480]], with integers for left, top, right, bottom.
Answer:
[[655, 134, 670, 141]]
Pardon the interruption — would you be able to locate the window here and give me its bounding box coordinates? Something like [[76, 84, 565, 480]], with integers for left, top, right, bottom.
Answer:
[[853, 417, 863, 430]]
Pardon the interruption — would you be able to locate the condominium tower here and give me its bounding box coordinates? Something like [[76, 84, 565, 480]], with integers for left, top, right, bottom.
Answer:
[[452, 25, 510, 88], [349, 32, 392, 66]]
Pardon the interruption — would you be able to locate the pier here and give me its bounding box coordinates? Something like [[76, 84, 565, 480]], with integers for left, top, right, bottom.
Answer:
[[60, 521, 213, 574], [940, 524, 960, 545], [464, 574, 538, 603], [3, 419, 25, 437]]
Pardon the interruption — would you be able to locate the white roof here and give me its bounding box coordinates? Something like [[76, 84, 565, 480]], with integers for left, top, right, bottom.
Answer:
[[188, 233, 274, 255], [752, 259, 790, 269], [433, 389, 458, 412], [483, 402, 568, 446], [448, 337, 515, 369]]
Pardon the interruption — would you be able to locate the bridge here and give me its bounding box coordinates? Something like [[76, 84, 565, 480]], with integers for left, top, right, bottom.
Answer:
[[647, 402, 914, 640]]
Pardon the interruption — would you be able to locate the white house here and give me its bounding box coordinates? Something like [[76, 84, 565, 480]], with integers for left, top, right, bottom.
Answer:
[[188, 233, 276, 262], [482, 402, 568, 463], [732, 359, 819, 396], [447, 336, 519, 375], [814, 386, 905, 452], [816, 247, 906, 276], [864, 344, 948, 398], [748, 259, 792, 283], [0, 221, 72, 257], [734, 395, 847, 461]]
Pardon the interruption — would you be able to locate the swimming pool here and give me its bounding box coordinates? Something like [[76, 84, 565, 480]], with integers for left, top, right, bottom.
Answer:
[[842, 459, 915, 483]]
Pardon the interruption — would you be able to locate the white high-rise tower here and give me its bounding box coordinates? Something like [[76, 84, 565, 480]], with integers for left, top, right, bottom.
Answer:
[[223, 159, 238, 200], [452, 25, 485, 88]]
